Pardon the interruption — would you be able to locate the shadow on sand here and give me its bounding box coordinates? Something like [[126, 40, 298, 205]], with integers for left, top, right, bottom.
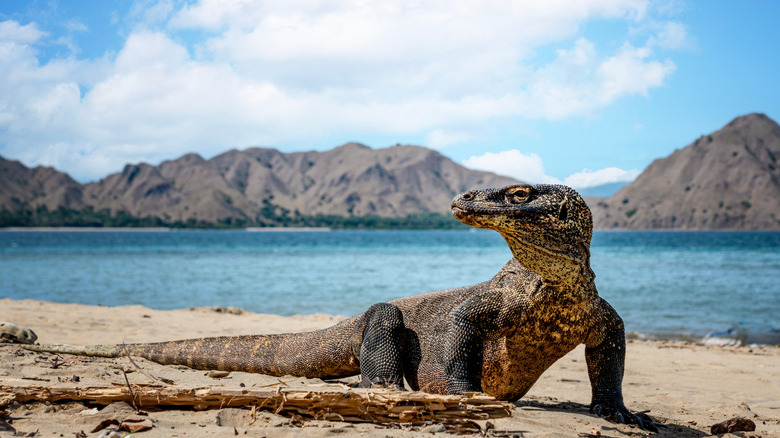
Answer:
[[512, 399, 708, 437]]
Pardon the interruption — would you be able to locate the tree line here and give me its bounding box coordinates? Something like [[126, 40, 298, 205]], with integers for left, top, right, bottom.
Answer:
[[0, 204, 468, 230]]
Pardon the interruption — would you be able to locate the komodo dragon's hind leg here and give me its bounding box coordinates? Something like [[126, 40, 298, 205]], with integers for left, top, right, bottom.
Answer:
[[353, 303, 406, 390]]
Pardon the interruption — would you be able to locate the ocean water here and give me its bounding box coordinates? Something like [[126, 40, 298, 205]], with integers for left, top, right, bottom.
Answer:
[[1, 230, 778, 340]]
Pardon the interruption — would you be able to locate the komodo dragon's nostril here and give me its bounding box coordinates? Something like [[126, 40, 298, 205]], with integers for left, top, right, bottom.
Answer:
[[462, 193, 473, 201]]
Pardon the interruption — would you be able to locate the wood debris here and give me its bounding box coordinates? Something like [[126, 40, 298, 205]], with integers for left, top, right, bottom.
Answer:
[[0, 378, 511, 424]]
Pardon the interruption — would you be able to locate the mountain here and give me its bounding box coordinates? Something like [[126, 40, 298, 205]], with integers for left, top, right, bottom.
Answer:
[[0, 157, 85, 212], [1, 143, 519, 227], [591, 113, 780, 230], [5, 114, 778, 230]]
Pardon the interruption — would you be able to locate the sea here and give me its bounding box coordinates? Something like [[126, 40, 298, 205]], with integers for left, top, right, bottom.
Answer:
[[1, 229, 778, 343]]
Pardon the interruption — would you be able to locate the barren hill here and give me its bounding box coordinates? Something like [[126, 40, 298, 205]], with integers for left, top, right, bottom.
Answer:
[[1, 143, 518, 226], [591, 113, 780, 230], [5, 115, 778, 229], [0, 157, 84, 212]]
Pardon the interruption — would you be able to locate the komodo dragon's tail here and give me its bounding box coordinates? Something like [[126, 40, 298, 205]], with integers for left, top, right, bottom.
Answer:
[[11, 318, 362, 379]]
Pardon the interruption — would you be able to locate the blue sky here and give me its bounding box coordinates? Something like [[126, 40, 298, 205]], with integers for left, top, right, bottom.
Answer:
[[0, 1, 778, 188]]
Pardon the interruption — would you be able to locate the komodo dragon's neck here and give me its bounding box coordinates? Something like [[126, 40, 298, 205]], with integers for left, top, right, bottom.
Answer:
[[453, 183, 597, 301], [503, 232, 596, 293]]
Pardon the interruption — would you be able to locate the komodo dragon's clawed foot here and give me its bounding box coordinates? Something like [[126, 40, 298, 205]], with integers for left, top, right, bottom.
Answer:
[[591, 402, 659, 432], [359, 376, 406, 392], [0, 322, 38, 345]]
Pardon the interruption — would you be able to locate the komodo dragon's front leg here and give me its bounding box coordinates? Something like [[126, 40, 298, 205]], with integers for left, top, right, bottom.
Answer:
[[443, 288, 524, 395], [586, 302, 657, 431]]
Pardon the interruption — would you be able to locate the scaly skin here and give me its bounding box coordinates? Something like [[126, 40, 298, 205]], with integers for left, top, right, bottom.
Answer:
[[8, 184, 656, 431]]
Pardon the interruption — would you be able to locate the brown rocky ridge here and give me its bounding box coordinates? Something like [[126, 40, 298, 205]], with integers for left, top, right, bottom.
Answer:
[[0, 143, 518, 227], [590, 113, 780, 230], [3, 113, 778, 229]]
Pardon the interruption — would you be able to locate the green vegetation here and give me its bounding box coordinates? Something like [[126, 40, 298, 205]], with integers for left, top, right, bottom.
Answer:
[[0, 202, 469, 230], [282, 212, 468, 229], [0, 205, 168, 228], [251, 200, 469, 229]]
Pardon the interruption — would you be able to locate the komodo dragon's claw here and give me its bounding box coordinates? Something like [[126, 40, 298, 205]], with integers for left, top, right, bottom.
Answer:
[[591, 402, 659, 432], [0, 322, 38, 345]]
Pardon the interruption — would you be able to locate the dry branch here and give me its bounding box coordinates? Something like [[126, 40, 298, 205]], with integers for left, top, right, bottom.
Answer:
[[0, 379, 511, 423]]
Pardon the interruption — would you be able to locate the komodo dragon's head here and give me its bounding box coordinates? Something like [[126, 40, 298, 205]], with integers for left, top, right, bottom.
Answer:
[[451, 184, 594, 286]]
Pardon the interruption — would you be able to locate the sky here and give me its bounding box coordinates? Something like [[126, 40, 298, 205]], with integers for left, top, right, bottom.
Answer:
[[0, 1, 778, 188]]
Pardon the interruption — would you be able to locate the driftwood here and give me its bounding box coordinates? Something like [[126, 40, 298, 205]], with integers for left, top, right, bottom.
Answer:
[[0, 378, 512, 423]]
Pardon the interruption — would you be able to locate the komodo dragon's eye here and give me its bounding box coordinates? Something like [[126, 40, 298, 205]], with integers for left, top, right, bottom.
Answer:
[[505, 186, 531, 204]]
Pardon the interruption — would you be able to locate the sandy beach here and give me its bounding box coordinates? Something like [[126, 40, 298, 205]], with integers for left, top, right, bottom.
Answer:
[[1, 298, 778, 437]]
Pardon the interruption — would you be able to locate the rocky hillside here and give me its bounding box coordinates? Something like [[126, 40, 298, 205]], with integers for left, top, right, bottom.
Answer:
[[5, 115, 778, 229], [0, 157, 84, 212], [591, 113, 780, 230], [1, 143, 518, 226]]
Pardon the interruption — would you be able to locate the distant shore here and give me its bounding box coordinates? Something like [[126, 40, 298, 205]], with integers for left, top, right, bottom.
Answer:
[[0, 226, 172, 232], [3, 226, 779, 232], [1, 298, 778, 437], [0, 226, 332, 232], [245, 227, 331, 232]]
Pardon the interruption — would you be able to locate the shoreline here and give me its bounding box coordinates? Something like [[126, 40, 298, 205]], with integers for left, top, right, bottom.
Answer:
[[3, 226, 780, 232], [2, 298, 779, 437], [0, 226, 172, 232], [627, 329, 780, 347]]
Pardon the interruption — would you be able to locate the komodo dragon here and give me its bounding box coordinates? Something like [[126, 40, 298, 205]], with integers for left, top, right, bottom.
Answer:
[[5, 184, 656, 430]]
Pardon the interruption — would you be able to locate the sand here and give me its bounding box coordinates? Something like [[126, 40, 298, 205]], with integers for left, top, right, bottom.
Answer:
[[1, 298, 778, 437]]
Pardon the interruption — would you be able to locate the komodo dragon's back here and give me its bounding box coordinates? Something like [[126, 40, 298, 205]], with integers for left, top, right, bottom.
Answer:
[[8, 184, 656, 431]]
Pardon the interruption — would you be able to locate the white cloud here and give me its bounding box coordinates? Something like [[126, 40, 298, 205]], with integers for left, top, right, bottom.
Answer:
[[0, 1, 685, 181], [651, 21, 694, 50], [463, 151, 639, 189], [523, 38, 676, 119], [461, 149, 641, 189], [170, 0, 658, 100], [641, 20, 696, 51], [461, 150, 561, 185], [597, 42, 676, 101], [0, 20, 47, 43], [563, 167, 640, 188], [65, 19, 88, 33], [129, 0, 176, 28]]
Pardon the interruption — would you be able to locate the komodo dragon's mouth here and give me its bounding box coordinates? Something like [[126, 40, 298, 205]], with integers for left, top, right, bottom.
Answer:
[[450, 197, 502, 216], [450, 201, 511, 226], [450, 203, 482, 221], [450, 202, 543, 218], [450, 205, 467, 215]]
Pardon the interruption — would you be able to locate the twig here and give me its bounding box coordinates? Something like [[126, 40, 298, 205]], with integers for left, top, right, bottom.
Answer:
[[254, 378, 298, 388], [121, 369, 139, 412]]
